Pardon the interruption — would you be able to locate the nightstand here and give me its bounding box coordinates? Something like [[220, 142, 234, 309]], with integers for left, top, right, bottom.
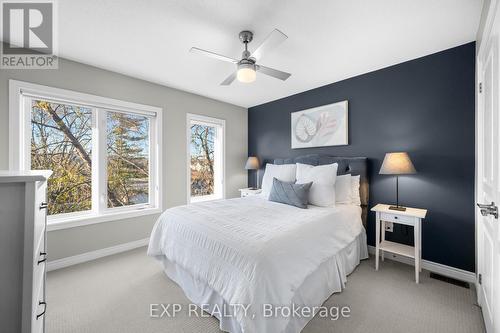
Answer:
[[371, 204, 427, 283], [239, 188, 262, 198]]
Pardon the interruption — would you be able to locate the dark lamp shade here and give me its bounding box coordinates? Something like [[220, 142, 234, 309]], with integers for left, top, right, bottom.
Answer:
[[379, 152, 416, 175], [245, 156, 260, 170]]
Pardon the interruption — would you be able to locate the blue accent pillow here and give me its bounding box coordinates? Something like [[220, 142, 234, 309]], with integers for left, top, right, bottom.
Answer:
[[268, 177, 313, 209]]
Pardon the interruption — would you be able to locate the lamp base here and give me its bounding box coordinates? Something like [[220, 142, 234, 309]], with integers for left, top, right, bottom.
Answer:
[[389, 205, 406, 212]]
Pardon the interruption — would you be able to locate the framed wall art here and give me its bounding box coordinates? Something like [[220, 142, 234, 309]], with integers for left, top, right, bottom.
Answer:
[[291, 100, 348, 149]]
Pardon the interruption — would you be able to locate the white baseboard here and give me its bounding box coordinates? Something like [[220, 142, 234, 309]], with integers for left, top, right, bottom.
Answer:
[[367, 245, 476, 283], [47, 238, 149, 272]]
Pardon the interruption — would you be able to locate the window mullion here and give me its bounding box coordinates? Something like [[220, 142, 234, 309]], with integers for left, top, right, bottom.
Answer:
[[92, 108, 108, 215], [91, 108, 99, 215], [23, 97, 32, 170], [149, 116, 156, 208], [99, 109, 108, 214]]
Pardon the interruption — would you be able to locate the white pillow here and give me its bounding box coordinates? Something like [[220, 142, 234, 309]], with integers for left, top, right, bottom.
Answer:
[[335, 174, 353, 204], [296, 163, 338, 207], [351, 175, 361, 205], [261, 163, 297, 198]]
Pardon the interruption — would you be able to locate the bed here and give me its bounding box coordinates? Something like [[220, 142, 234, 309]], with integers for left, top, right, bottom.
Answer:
[[148, 154, 369, 333]]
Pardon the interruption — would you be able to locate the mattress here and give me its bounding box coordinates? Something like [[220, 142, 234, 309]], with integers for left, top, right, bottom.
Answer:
[[148, 197, 367, 333]]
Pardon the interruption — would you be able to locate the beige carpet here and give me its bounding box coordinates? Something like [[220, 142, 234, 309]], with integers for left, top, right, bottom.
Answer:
[[46, 247, 485, 333]]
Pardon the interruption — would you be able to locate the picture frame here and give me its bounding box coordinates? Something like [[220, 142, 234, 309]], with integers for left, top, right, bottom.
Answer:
[[291, 100, 348, 149]]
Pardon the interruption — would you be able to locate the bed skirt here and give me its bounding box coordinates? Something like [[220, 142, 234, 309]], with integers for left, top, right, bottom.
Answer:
[[158, 230, 368, 333]]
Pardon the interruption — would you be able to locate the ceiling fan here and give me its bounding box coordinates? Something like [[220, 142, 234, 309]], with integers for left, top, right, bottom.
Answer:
[[190, 29, 291, 85]]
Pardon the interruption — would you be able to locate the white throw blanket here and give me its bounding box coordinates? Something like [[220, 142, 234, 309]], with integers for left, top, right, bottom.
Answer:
[[148, 197, 363, 333]]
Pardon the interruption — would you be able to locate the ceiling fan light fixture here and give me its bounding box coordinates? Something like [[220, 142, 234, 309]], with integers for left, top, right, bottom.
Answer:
[[191, 29, 290, 85], [237, 62, 256, 83]]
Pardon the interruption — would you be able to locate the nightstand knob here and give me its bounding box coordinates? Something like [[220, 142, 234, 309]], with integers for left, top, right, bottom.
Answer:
[[394, 216, 398, 219]]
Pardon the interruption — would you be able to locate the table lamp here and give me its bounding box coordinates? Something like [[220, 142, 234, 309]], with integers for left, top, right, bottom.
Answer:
[[245, 156, 260, 190], [379, 152, 416, 211]]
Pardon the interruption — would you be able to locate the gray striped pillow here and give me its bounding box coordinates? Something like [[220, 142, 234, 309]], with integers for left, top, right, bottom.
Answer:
[[268, 177, 313, 209]]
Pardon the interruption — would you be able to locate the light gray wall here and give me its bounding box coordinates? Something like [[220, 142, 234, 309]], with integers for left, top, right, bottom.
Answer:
[[0, 58, 248, 261]]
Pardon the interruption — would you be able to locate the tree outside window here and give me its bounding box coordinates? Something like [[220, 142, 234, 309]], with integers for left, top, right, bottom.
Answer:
[[190, 124, 215, 197], [188, 115, 224, 202], [31, 100, 150, 215]]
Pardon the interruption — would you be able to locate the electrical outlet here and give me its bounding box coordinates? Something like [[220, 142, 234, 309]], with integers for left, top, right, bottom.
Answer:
[[385, 222, 394, 232]]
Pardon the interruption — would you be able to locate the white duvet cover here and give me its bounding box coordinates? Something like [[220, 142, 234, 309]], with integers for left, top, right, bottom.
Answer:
[[148, 196, 364, 333]]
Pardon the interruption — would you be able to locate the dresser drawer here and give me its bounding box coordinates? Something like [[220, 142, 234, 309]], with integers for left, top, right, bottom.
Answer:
[[34, 224, 46, 263], [33, 234, 46, 290], [33, 182, 47, 251], [380, 212, 415, 225], [32, 276, 46, 333]]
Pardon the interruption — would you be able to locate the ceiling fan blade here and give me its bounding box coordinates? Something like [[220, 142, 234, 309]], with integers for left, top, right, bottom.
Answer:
[[220, 72, 237, 85], [257, 65, 291, 81], [190, 47, 238, 64], [251, 29, 288, 61]]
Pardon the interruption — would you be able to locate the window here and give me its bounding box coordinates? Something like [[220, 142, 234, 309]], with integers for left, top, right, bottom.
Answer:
[[106, 111, 150, 208], [10, 80, 162, 229], [31, 99, 93, 215], [187, 114, 225, 203]]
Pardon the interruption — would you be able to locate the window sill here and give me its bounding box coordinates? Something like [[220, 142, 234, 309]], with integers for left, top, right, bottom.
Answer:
[[47, 207, 162, 231]]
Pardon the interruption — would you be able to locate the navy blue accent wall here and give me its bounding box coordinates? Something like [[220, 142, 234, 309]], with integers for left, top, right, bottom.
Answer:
[[248, 42, 476, 272]]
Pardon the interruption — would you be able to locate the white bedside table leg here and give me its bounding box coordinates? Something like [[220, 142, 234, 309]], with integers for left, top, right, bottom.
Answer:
[[375, 213, 380, 270], [381, 220, 385, 262], [419, 219, 422, 272], [414, 219, 420, 283]]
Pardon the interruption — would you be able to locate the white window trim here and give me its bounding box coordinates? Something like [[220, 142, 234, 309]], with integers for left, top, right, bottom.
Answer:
[[9, 80, 163, 231], [186, 113, 226, 204]]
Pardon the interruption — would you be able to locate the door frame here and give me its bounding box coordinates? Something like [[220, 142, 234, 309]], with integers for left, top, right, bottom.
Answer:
[[476, 2, 499, 332]]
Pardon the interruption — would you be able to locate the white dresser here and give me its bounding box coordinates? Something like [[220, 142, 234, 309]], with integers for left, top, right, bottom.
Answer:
[[0, 171, 52, 333]]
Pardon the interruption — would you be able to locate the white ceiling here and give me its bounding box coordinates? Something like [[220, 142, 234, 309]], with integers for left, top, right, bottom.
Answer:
[[58, 0, 483, 108]]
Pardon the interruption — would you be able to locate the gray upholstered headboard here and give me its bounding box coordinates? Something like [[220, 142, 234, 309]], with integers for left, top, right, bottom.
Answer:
[[273, 154, 369, 227]]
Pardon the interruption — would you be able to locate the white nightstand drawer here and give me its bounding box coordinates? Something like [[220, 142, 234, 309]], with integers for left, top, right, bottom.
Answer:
[[380, 212, 415, 226], [239, 188, 262, 198]]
